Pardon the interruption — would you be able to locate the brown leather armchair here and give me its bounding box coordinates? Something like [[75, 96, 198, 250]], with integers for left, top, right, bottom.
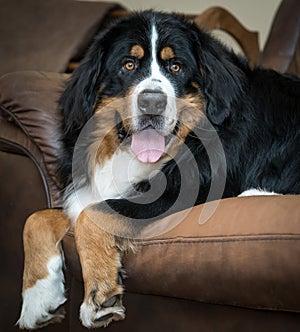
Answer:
[[1, 1, 300, 331]]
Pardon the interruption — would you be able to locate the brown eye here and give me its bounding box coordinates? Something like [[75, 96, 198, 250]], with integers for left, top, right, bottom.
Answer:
[[124, 61, 135, 71], [170, 63, 181, 73]]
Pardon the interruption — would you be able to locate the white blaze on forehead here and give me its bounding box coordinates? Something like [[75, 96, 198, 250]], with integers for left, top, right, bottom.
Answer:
[[133, 22, 175, 96], [150, 24, 161, 78], [131, 22, 177, 132]]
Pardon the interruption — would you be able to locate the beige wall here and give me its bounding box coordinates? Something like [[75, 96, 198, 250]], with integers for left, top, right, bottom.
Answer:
[[89, 0, 282, 49]]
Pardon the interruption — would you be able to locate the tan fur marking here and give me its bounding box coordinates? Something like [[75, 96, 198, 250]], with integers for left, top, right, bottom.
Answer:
[[177, 93, 206, 140], [91, 90, 137, 168], [160, 46, 175, 61], [93, 96, 121, 114], [22, 210, 70, 290], [96, 128, 120, 164], [91, 97, 126, 169], [130, 45, 144, 59]]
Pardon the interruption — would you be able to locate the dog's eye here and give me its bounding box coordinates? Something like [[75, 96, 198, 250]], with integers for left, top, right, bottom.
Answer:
[[169, 63, 181, 73], [124, 61, 136, 71]]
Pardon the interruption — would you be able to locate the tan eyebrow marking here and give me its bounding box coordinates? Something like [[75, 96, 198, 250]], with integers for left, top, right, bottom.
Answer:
[[160, 46, 175, 61], [130, 45, 145, 59]]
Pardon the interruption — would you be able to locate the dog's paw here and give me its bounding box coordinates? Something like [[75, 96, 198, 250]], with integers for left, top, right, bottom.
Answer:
[[79, 267, 126, 328], [80, 294, 125, 328], [18, 305, 66, 330], [17, 256, 66, 330]]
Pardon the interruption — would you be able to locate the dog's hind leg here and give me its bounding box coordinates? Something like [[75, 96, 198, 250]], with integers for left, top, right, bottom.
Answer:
[[17, 209, 70, 330], [74, 207, 131, 328]]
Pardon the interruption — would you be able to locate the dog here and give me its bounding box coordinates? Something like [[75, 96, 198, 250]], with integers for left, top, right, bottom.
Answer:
[[18, 10, 300, 329]]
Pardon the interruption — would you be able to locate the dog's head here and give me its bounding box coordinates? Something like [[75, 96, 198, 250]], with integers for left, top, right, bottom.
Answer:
[[60, 10, 246, 164]]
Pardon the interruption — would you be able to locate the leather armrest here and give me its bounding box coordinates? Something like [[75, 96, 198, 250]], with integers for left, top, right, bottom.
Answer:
[[63, 195, 300, 313], [0, 71, 67, 206]]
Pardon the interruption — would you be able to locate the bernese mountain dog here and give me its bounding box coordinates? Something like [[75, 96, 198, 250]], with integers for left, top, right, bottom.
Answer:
[[18, 10, 300, 329]]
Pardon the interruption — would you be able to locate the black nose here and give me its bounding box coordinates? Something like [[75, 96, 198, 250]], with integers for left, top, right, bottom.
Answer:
[[137, 90, 167, 115]]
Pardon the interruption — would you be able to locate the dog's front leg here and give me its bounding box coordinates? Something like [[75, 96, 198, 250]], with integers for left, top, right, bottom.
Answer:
[[17, 209, 70, 329], [75, 207, 129, 328]]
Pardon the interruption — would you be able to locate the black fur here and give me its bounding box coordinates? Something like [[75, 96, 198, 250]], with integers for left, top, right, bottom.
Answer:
[[59, 11, 300, 219]]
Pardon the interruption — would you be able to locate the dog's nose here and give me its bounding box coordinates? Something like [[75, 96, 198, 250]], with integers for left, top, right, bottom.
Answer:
[[137, 90, 167, 115]]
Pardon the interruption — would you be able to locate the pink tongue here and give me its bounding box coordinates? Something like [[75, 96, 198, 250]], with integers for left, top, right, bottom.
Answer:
[[131, 128, 165, 163]]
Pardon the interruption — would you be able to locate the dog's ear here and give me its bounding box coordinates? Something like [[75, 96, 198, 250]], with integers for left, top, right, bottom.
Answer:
[[193, 28, 246, 125], [59, 34, 106, 141]]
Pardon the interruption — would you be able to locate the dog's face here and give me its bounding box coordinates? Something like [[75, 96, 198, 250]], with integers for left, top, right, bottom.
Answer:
[[61, 11, 245, 164], [91, 12, 207, 163], [95, 13, 204, 133]]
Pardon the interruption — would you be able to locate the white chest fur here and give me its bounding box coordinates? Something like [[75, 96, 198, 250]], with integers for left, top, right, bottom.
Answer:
[[64, 149, 168, 224]]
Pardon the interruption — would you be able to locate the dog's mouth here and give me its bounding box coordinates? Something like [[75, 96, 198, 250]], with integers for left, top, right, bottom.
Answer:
[[115, 111, 174, 163], [131, 127, 166, 163]]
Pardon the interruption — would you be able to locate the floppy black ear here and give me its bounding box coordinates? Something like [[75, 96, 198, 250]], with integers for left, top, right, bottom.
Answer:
[[193, 29, 247, 125], [59, 34, 106, 143], [58, 39, 106, 186]]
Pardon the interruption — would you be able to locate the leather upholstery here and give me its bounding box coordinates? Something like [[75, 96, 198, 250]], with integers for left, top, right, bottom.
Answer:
[[0, 71, 67, 207], [64, 196, 300, 313], [0, 0, 123, 76]]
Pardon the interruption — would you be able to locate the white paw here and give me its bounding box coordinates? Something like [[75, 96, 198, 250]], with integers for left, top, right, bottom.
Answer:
[[80, 299, 125, 328], [17, 255, 66, 329]]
